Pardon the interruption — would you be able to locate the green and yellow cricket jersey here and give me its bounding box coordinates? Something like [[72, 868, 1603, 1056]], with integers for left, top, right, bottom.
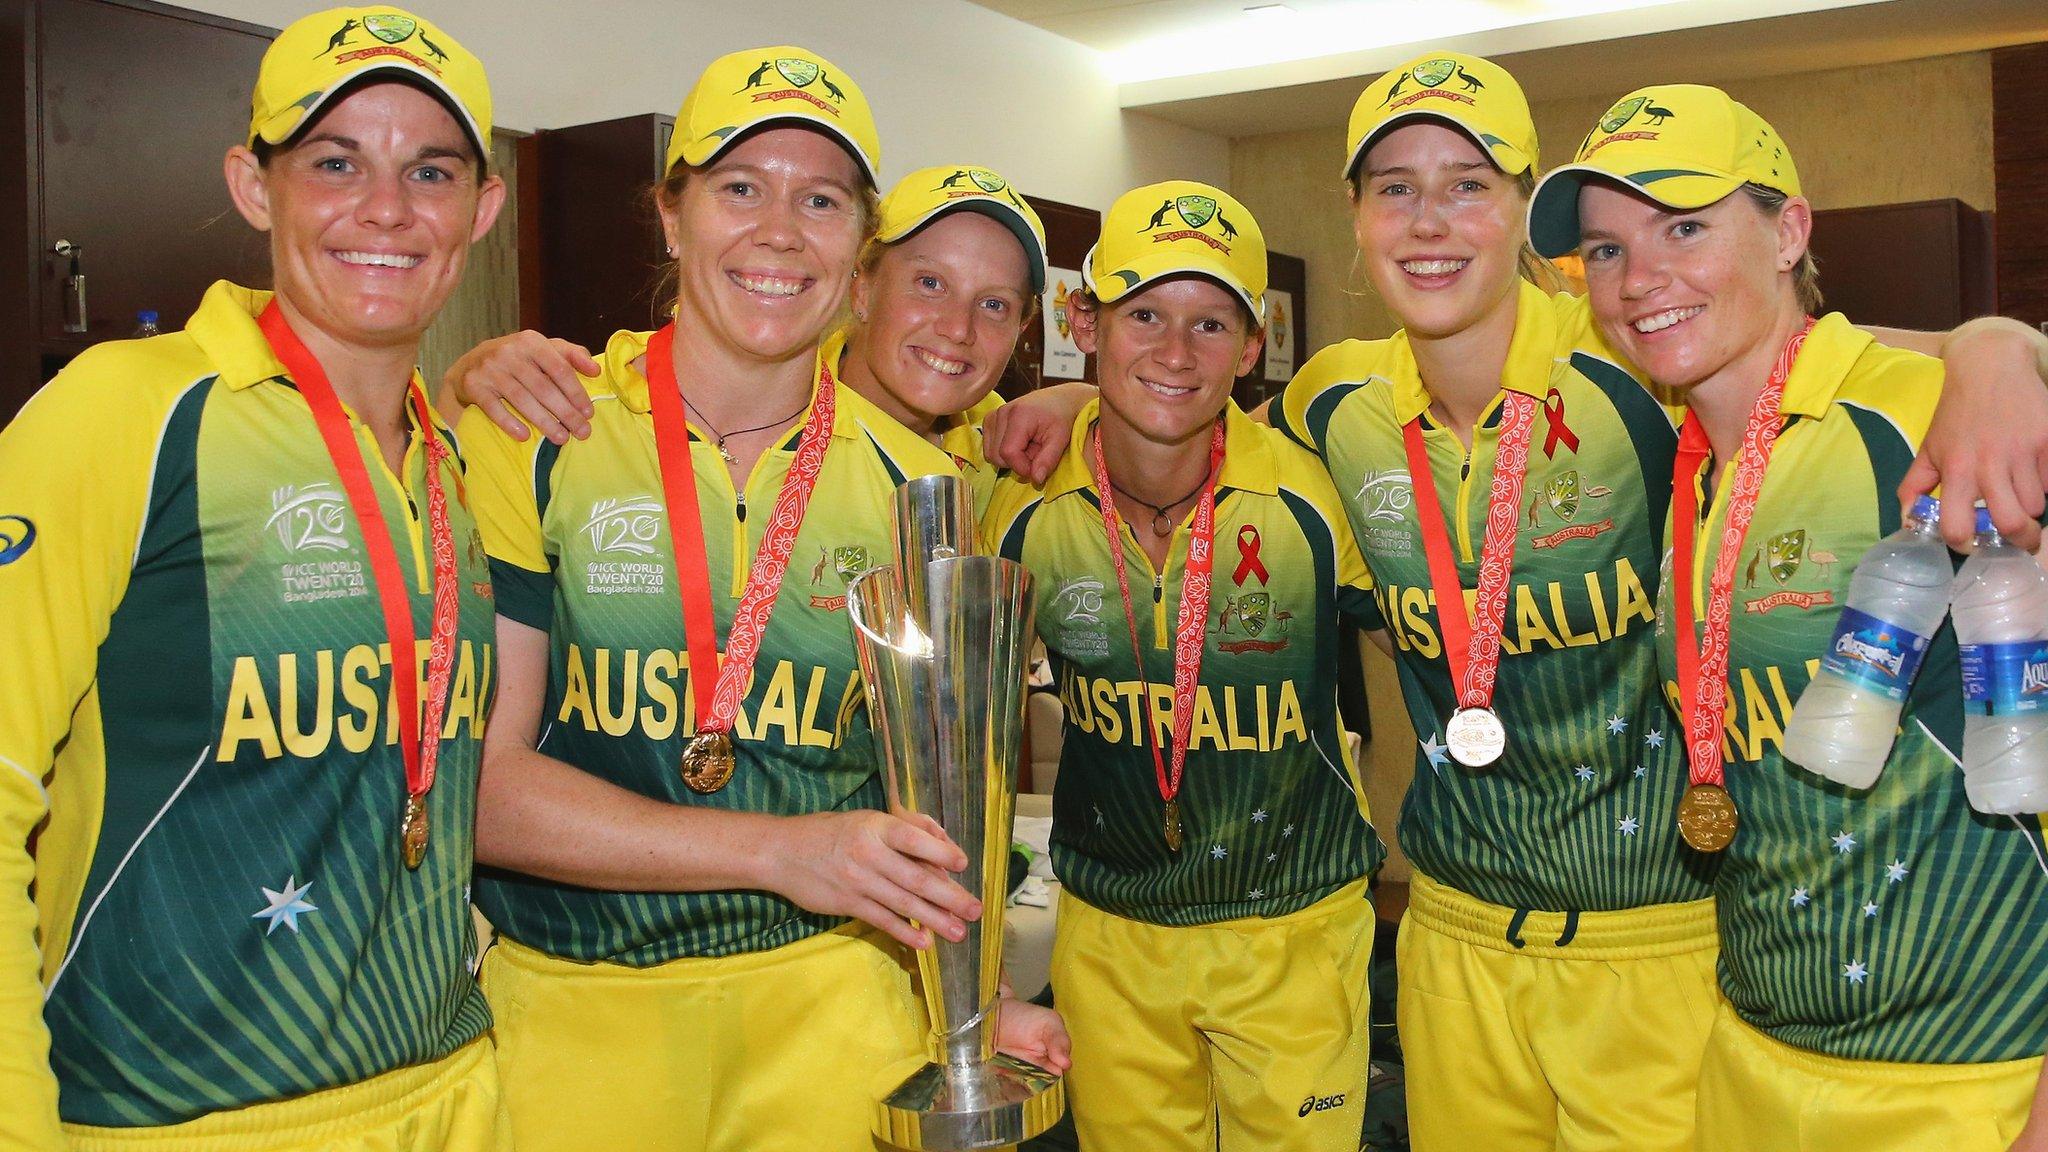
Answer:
[[1659, 314, 2048, 1063], [0, 282, 497, 1134], [1273, 282, 1714, 913], [984, 399, 1386, 925], [820, 326, 1004, 514], [461, 328, 957, 965]]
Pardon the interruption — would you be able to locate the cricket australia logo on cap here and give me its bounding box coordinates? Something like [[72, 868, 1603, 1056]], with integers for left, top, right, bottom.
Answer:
[[324, 11, 446, 73], [1141, 193, 1238, 253], [738, 55, 845, 115], [1380, 57, 1482, 111], [363, 13, 415, 43], [1586, 95, 1674, 155], [936, 168, 1025, 206]]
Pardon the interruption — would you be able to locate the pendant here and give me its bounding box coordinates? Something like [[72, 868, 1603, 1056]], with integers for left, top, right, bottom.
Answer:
[[1444, 706, 1507, 768], [713, 439, 737, 465], [400, 794, 430, 870], [1163, 797, 1183, 852], [1677, 782, 1739, 853], [681, 730, 737, 793], [1151, 512, 1173, 536]]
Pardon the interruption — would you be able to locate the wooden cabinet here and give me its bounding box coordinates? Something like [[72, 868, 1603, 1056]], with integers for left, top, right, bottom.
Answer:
[[1807, 198, 1995, 331], [0, 0, 276, 419], [516, 112, 674, 353]]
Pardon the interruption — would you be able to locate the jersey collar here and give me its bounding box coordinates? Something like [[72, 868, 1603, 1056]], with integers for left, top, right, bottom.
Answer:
[[1046, 397, 1278, 501], [1776, 312, 1870, 421], [613, 326, 859, 445], [1389, 278, 1558, 428]]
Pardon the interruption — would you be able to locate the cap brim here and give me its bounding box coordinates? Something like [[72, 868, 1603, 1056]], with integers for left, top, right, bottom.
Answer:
[[1085, 247, 1261, 324], [681, 113, 880, 189], [879, 199, 1048, 294], [256, 62, 489, 168], [1343, 110, 1530, 180], [1528, 161, 1745, 258]]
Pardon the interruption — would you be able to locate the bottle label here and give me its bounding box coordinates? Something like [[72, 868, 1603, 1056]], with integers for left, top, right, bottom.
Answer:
[[1819, 607, 1930, 703], [1958, 639, 2048, 716]]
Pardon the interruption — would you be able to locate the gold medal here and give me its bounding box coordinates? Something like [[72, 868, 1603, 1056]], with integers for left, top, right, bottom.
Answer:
[[1163, 797, 1183, 852], [401, 794, 430, 870], [681, 731, 736, 793], [1677, 782, 1739, 853]]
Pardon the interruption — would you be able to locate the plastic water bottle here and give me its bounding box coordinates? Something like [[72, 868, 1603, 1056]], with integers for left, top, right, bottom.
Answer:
[[132, 310, 160, 338], [1953, 507, 2048, 814], [1783, 496, 1950, 788]]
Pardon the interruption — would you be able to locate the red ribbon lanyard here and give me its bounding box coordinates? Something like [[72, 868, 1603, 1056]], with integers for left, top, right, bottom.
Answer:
[[644, 324, 836, 740], [257, 303, 457, 807], [1671, 320, 1815, 789], [1091, 420, 1226, 807], [1401, 391, 1537, 712]]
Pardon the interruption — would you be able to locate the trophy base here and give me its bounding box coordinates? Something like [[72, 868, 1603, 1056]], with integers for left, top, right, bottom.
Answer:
[[871, 1053, 1065, 1150]]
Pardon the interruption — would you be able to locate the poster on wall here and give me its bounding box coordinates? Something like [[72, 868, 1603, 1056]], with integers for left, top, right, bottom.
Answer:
[[1264, 288, 1295, 382], [1043, 266, 1087, 381]]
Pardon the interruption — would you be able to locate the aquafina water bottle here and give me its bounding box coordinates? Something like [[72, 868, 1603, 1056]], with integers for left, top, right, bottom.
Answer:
[[1783, 496, 1949, 788], [1953, 507, 2048, 814]]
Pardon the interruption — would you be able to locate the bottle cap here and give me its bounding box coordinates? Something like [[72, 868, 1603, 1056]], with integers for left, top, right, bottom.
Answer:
[[1976, 506, 1996, 536], [138, 310, 159, 324], [1911, 495, 1940, 524]]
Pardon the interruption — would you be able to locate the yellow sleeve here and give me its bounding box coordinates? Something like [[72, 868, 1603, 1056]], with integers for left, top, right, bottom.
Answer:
[[455, 406, 552, 629], [0, 351, 168, 1150], [1272, 431, 1382, 630]]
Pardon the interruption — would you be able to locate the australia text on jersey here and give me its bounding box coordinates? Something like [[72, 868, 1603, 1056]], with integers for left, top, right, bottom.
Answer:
[[554, 644, 864, 748], [1374, 554, 1656, 659]]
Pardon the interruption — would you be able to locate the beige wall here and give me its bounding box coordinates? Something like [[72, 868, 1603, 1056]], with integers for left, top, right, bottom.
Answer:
[[1236, 51, 1995, 881]]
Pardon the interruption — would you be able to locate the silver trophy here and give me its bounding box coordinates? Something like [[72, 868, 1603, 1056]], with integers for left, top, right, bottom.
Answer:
[[848, 475, 1065, 1150]]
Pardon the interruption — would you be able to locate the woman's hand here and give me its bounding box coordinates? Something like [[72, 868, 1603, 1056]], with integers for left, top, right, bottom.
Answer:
[[441, 330, 600, 445], [762, 810, 982, 951], [983, 382, 1096, 483], [1900, 318, 2048, 550], [994, 996, 1073, 1074]]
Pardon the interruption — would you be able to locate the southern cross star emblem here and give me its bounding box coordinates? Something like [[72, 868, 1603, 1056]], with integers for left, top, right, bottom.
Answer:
[[1248, 888, 1265, 900], [1633, 764, 1650, 779], [251, 876, 317, 935], [1862, 901, 1880, 918], [1790, 887, 1810, 908], [1843, 960, 1869, 985], [1618, 815, 1641, 836], [1281, 824, 1295, 838], [1421, 733, 1451, 773], [1607, 715, 1628, 735], [1211, 844, 1228, 860], [1644, 729, 1665, 749], [1832, 831, 1858, 854], [1251, 808, 1269, 823], [1886, 860, 1909, 883], [1574, 764, 1595, 782]]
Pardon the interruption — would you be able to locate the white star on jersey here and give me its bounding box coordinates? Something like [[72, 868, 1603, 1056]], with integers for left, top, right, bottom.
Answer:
[[1833, 831, 1858, 854], [1633, 764, 1649, 779], [1607, 715, 1628, 735], [1863, 902, 1880, 918], [251, 876, 317, 936], [1421, 733, 1451, 774], [1886, 860, 1909, 883], [1644, 729, 1665, 749], [1248, 888, 1265, 900], [1790, 887, 1811, 908], [1211, 844, 1228, 860], [1282, 824, 1295, 838], [1843, 960, 1868, 985], [1251, 808, 1269, 823], [1618, 816, 1641, 836], [1574, 764, 1595, 782]]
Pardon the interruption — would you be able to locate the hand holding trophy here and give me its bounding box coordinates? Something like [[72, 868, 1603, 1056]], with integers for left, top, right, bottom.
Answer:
[[848, 474, 1065, 1149]]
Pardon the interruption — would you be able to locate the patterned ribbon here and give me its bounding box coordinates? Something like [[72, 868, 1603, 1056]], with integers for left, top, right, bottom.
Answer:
[[645, 324, 836, 740], [1091, 419, 1227, 809], [257, 303, 457, 816], [1402, 391, 1538, 712], [1672, 320, 1816, 788]]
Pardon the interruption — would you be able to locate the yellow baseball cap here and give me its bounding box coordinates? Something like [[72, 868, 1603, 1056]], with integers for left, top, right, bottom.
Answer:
[[1342, 52, 1536, 180], [875, 166, 1048, 294], [1529, 84, 1801, 258], [1085, 181, 1267, 321], [666, 47, 880, 188], [250, 7, 490, 163]]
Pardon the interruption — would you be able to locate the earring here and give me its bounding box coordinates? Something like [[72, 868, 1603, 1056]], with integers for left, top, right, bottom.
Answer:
[[666, 245, 677, 258]]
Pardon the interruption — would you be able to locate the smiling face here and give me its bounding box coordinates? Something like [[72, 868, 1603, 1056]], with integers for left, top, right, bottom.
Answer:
[[1082, 276, 1262, 449], [1351, 120, 1524, 340], [847, 210, 1032, 431], [226, 80, 503, 352], [661, 126, 867, 366], [1576, 179, 1810, 394]]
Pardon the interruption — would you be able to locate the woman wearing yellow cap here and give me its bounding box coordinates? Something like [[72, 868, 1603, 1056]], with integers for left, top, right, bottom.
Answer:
[[0, 7, 508, 1151], [454, 53, 1063, 1151], [448, 162, 1050, 519], [984, 181, 1385, 1151], [1534, 83, 2048, 1152]]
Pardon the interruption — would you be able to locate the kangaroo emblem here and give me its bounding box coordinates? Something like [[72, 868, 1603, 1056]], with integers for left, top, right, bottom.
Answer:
[[737, 60, 773, 92], [1144, 199, 1174, 231], [318, 18, 357, 56], [1379, 72, 1408, 107]]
